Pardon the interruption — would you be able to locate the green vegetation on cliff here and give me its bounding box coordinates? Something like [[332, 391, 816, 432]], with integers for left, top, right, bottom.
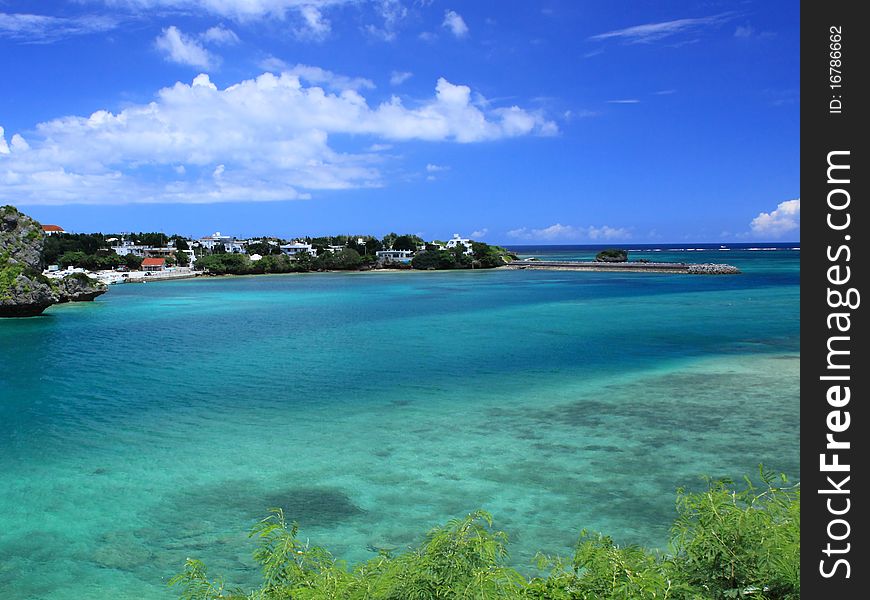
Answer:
[[170, 469, 799, 600]]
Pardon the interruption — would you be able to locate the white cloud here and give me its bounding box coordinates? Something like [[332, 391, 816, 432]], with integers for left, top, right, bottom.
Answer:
[[390, 70, 413, 86], [365, 0, 408, 41], [586, 225, 631, 240], [588, 13, 732, 44], [259, 55, 289, 71], [0, 127, 8, 155], [750, 199, 800, 237], [0, 12, 117, 42], [442, 9, 468, 38], [470, 228, 487, 238], [283, 64, 375, 90], [1, 72, 555, 205], [297, 5, 331, 39], [507, 224, 631, 242], [607, 99, 640, 104], [425, 163, 447, 172], [155, 25, 215, 68], [201, 24, 239, 45], [98, 1, 352, 21], [257, 60, 375, 91]]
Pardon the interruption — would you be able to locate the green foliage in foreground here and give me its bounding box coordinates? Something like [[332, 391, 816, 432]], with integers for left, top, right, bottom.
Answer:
[[170, 469, 799, 600]]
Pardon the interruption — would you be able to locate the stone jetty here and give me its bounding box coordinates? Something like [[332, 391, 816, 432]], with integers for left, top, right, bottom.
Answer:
[[504, 260, 740, 274]]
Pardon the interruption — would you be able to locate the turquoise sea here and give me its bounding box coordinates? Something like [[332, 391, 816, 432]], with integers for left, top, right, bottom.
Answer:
[[0, 245, 799, 599]]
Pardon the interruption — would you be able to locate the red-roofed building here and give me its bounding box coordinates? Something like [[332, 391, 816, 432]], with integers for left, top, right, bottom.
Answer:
[[141, 258, 166, 272], [42, 224, 65, 235]]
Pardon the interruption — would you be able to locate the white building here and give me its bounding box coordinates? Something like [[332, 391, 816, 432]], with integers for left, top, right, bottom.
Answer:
[[110, 240, 150, 257], [445, 234, 474, 255], [280, 241, 315, 257], [198, 232, 246, 254], [42, 225, 65, 236], [376, 249, 415, 263]]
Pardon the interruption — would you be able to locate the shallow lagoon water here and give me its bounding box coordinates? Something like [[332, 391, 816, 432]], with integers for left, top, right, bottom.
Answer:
[[0, 247, 799, 599]]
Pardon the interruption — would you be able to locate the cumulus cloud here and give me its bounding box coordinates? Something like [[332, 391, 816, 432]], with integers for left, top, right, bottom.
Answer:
[[425, 163, 447, 172], [507, 224, 631, 242], [470, 228, 488, 238], [155, 25, 215, 68], [1, 71, 556, 205], [442, 9, 468, 38], [586, 225, 631, 240], [750, 199, 800, 237], [282, 64, 375, 90], [390, 70, 413, 86]]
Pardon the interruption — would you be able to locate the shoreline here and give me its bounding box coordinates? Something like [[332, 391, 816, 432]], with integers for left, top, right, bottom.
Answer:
[[94, 260, 742, 286]]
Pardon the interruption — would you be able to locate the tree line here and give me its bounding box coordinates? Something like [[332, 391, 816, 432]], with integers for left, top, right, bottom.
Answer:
[[44, 231, 517, 273]]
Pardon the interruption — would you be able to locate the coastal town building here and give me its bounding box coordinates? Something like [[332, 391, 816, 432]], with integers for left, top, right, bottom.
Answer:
[[375, 249, 415, 263], [110, 240, 176, 258], [42, 224, 65, 235], [280, 241, 316, 257], [198, 232, 246, 254], [141, 258, 166, 272], [110, 240, 150, 257], [445, 234, 473, 255]]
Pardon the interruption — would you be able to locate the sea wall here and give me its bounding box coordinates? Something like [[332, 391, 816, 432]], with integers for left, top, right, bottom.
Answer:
[[505, 260, 741, 274]]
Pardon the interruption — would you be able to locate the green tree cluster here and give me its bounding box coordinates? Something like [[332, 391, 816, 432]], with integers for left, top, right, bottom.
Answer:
[[595, 249, 628, 263], [43, 233, 113, 264], [57, 251, 124, 270], [245, 241, 284, 257], [194, 249, 368, 275], [411, 242, 514, 270], [171, 469, 799, 600]]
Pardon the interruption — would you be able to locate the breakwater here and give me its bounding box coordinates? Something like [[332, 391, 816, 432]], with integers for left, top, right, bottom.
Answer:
[[504, 261, 741, 274]]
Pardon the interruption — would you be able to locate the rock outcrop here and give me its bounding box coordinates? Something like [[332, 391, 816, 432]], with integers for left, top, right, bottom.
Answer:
[[1, 205, 107, 317], [54, 272, 109, 303], [686, 263, 741, 275]]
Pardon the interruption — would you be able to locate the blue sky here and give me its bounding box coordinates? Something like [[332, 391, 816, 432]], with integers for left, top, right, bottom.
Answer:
[[0, 1, 799, 242]]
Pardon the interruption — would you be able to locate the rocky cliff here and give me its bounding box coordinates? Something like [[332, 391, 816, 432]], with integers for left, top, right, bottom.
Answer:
[[1, 205, 107, 317]]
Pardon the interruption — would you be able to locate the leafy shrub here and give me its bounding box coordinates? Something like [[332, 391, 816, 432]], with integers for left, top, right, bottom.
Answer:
[[671, 467, 800, 599], [170, 471, 799, 600], [411, 250, 458, 270], [194, 253, 253, 275]]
